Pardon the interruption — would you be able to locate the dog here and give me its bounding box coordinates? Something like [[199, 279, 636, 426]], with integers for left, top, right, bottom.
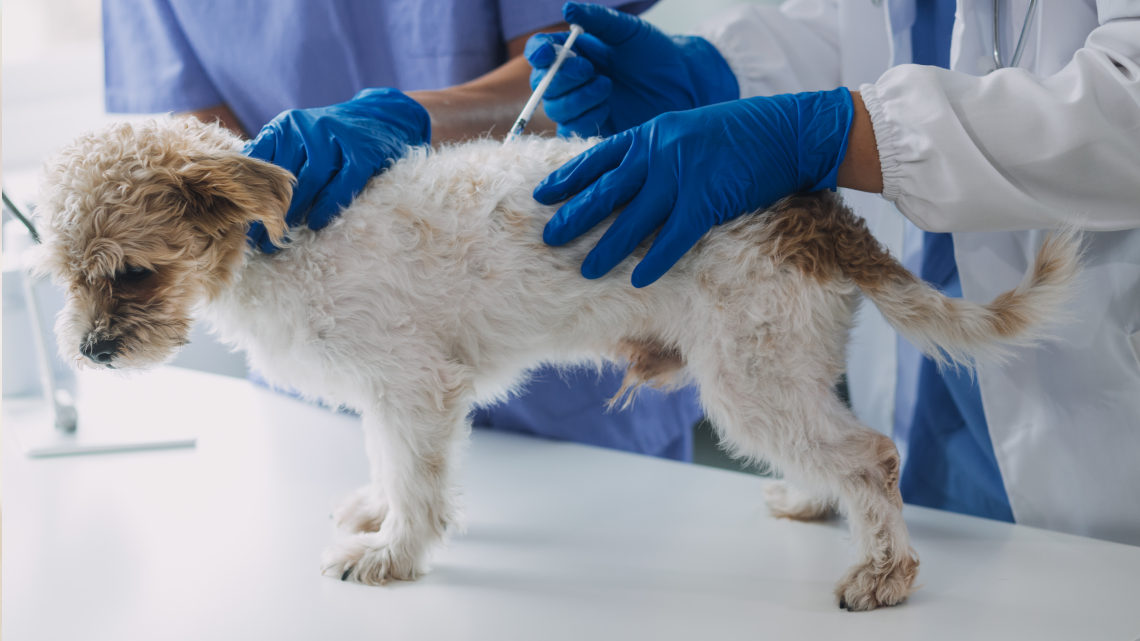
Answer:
[[35, 116, 1079, 610]]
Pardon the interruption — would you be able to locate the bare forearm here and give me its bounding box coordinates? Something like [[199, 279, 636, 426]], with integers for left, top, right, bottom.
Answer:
[[408, 18, 568, 145], [186, 104, 248, 138], [836, 91, 883, 194], [186, 21, 564, 146], [407, 56, 556, 144], [183, 72, 551, 146]]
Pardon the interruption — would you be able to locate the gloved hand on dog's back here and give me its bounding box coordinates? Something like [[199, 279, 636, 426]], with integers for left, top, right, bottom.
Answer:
[[535, 88, 854, 288], [243, 88, 432, 253], [525, 2, 739, 138]]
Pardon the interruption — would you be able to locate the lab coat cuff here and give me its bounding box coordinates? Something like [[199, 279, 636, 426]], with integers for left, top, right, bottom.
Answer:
[[858, 81, 906, 205]]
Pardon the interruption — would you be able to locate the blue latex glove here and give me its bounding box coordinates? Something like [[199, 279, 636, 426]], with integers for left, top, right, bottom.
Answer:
[[525, 2, 738, 138], [243, 88, 431, 252], [535, 88, 854, 288]]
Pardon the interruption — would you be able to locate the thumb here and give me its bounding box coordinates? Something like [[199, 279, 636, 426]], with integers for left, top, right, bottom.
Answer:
[[246, 221, 283, 254], [524, 32, 568, 68], [243, 127, 283, 165], [562, 2, 643, 46]]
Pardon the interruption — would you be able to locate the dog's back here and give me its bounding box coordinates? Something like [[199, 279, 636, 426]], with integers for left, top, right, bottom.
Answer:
[[213, 134, 1079, 412], [214, 136, 699, 406]]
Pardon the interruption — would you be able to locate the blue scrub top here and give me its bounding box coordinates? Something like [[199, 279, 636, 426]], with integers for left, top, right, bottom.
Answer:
[[102, 0, 700, 461], [104, 0, 653, 135]]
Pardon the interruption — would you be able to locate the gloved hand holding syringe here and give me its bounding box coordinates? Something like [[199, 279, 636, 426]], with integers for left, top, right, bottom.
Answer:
[[503, 24, 585, 144]]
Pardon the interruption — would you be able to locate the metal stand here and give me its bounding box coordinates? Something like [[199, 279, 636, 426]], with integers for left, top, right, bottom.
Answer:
[[4, 188, 196, 457]]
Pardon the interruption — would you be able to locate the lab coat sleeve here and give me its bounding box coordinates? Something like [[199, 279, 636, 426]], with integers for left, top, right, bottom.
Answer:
[[693, 0, 841, 98], [861, 12, 1140, 232]]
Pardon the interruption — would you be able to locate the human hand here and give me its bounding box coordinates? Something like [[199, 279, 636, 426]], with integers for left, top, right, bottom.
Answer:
[[534, 88, 854, 287], [525, 2, 738, 138], [243, 88, 431, 252]]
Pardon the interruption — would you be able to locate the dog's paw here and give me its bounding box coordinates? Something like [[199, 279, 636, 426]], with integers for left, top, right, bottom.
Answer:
[[835, 553, 919, 611], [333, 485, 390, 533], [764, 482, 836, 521], [321, 532, 421, 585]]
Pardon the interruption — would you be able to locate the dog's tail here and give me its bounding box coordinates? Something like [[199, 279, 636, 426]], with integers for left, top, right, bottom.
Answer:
[[767, 194, 1082, 367], [851, 227, 1079, 366]]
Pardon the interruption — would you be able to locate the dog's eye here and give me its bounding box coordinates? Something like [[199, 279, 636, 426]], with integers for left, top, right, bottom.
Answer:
[[117, 264, 154, 284]]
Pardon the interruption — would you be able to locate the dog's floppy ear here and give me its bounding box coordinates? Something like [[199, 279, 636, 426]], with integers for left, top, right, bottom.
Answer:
[[174, 152, 293, 245]]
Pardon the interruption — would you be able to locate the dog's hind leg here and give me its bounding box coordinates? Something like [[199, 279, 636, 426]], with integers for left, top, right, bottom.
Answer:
[[322, 360, 472, 585], [687, 339, 917, 611]]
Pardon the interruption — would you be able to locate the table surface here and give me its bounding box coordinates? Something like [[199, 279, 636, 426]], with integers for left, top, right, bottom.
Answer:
[[3, 367, 1139, 641]]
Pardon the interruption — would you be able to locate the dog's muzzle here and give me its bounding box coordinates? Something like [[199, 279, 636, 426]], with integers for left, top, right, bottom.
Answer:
[[81, 337, 120, 366]]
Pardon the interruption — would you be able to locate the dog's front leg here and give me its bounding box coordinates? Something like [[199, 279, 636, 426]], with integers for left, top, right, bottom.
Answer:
[[332, 423, 391, 534], [322, 386, 467, 585]]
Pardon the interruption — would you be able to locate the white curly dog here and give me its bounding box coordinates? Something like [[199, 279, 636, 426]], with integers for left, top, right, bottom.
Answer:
[[35, 117, 1079, 610]]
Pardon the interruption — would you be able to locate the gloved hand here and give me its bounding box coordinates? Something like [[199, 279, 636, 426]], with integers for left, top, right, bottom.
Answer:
[[525, 2, 739, 138], [243, 88, 431, 252], [535, 88, 854, 287]]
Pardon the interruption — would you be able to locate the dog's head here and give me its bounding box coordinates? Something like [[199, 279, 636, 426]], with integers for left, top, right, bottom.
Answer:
[[35, 116, 293, 369]]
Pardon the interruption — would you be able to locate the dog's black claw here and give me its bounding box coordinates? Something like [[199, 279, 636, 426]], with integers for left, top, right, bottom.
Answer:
[[341, 567, 352, 581], [838, 598, 847, 610]]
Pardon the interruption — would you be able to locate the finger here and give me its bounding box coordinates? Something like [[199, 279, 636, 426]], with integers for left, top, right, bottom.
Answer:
[[283, 138, 342, 227], [281, 161, 319, 227], [244, 122, 318, 226], [556, 102, 611, 139], [246, 220, 267, 249], [542, 76, 610, 123], [246, 221, 282, 254], [243, 127, 281, 163], [533, 131, 633, 204], [531, 55, 596, 98], [244, 125, 304, 176], [306, 162, 372, 230], [629, 201, 709, 288], [563, 2, 643, 46], [527, 30, 614, 75], [543, 163, 644, 246], [559, 32, 617, 70], [580, 179, 673, 279], [524, 32, 568, 68]]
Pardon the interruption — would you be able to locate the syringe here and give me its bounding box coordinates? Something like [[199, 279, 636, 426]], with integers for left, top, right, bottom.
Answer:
[[503, 24, 585, 144]]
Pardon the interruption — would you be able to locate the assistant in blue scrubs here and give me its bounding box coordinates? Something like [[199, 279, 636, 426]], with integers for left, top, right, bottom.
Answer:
[[102, 0, 701, 461]]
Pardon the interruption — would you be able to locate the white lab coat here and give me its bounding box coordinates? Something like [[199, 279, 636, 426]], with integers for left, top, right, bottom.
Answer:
[[698, 0, 1140, 545]]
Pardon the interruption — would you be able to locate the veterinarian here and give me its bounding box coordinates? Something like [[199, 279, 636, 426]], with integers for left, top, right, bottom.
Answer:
[[102, 0, 704, 462], [528, 1, 1140, 545]]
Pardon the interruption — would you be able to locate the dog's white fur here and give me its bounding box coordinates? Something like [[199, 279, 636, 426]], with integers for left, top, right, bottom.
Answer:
[[37, 117, 1080, 610]]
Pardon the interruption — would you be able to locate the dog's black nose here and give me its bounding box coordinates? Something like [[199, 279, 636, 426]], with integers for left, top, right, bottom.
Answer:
[[81, 338, 120, 364]]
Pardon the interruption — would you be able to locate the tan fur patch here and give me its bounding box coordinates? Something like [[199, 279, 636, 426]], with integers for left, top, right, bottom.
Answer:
[[617, 337, 685, 384], [37, 117, 294, 368], [759, 193, 912, 292], [608, 337, 686, 409]]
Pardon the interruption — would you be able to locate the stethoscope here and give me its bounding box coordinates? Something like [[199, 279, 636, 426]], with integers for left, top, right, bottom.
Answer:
[[868, 0, 1041, 70], [993, 0, 1039, 70]]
